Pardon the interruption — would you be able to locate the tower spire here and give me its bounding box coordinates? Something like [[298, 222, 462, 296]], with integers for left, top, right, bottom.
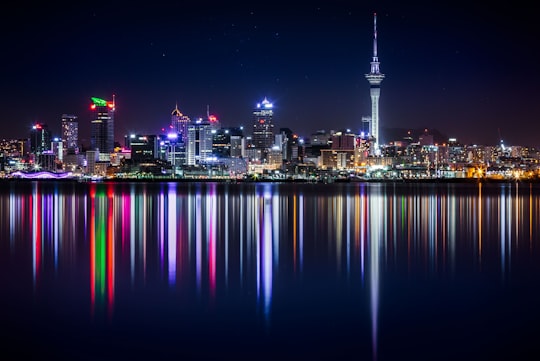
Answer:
[[370, 12, 381, 74]]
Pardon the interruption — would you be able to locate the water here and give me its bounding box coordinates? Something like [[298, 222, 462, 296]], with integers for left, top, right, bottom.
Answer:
[[1, 180, 539, 360]]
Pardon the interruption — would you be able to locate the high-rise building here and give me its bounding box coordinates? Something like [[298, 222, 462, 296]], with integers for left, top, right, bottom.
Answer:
[[279, 128, 294, 161], [61, 114, 78, 155], [90, 96, 115, 154], [127, 134, 159, 164], [29, 122, 52, 155], [187, 114, 220, 165], [170, 103, 191, 144], [365, 13, 385, 155], [252, 97, 275, 160], [331, 129, 356, 150]]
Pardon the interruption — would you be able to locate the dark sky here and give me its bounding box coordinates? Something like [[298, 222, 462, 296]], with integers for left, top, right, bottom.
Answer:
[[1, 1, 539, 146]]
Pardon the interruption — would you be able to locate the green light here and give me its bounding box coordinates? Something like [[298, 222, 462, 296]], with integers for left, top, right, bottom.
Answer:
[[91, 97, 108, 106]]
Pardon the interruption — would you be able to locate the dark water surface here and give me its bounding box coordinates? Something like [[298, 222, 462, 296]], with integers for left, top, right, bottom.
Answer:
[[1, 180, 539, 360]]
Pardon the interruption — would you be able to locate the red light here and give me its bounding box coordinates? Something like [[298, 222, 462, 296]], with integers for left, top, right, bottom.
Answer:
[[259, 119, 265, 124], [209, 115, 218, 122], [90, 104, 96, 110]]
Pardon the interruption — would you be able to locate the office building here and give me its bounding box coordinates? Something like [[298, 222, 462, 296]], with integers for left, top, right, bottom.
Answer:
[[61, 114, 79, 155], [170, 103, 191, 144], [252, 97, 274, 160], [29, 122, 52, 155], [187, 114, 219, 165], [90, 96, 115, 154]]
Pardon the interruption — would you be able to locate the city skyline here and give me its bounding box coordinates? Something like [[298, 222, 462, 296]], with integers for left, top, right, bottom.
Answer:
[[1, 1, 539, 146]]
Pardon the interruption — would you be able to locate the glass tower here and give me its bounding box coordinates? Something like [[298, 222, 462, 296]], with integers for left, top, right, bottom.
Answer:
[[252, 97, 274, 159]]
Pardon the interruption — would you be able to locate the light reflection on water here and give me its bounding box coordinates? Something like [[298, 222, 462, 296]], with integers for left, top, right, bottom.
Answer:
[[1, 180, 540, 360]]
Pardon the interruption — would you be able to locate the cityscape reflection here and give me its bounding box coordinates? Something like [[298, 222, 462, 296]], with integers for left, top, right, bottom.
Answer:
[[1, 181, 540, 359]]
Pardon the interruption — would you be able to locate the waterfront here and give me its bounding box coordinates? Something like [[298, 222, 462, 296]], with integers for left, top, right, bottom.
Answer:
[[1, 181, 539, 360]]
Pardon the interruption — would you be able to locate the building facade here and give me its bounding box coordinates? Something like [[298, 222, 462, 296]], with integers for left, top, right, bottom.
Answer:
[[170, 103, 191, 145], [61, 114, 79, 155]]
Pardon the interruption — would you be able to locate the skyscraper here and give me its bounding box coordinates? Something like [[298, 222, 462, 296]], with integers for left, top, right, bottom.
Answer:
[[252, 97, 274, 160], [61, 114, 78, 154], [29, 122, 52, 155], [170, 103, 191, 144], [187, 113, 219, 165], [90, 96, 115, 154], [365, 13, 385, 155]]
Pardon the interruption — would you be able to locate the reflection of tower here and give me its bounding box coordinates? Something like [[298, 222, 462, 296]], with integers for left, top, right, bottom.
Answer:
[[365, 13, 385, 155]]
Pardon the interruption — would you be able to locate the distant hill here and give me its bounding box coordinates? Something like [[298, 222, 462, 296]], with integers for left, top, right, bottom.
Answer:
[[382, 127, 449, 145]]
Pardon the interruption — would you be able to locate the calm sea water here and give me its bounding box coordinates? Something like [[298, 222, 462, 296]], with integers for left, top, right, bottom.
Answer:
[[1, 180, 539, 360]]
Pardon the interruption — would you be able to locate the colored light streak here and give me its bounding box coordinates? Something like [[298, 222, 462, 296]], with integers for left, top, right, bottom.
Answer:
[[168, 184, 177, 285], [206, 184, 217, 301], [369, 190, 382, 361], [130, 185, 136, 283], [158, 189, 164, 277], [107, 184, 115, 316], [89, 184, 115, 319], [293, 194, 297, 272], [298, 194, 304, 271], [224, 192, 229, 286], [208, 183, 217, 300], [262, 192, 273, 322], [272, 193, 280, 269], [196, 190, 202, 294], [32, 183, 41, 287]]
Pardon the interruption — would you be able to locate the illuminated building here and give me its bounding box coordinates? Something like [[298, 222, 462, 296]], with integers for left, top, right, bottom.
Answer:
[[61, 114, 78, 155], [212, 127, 244, 158], [252, 97, 274, 160], [170, 103, 191, 144], [365, 13, 385, 155], [29, 122, 52, 155], [127, 134, 159, 164], [90, 96, 115, 154], [187, 112, 220, 165], [320, 129, 356, 170], [331, 129, 356, 150]]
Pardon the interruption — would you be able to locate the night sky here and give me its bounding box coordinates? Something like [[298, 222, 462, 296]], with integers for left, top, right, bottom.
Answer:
[[1, 1, 539, 146]]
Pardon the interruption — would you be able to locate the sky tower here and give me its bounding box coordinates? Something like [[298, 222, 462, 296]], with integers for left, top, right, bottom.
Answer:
[[365, 12, 385, 155]]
